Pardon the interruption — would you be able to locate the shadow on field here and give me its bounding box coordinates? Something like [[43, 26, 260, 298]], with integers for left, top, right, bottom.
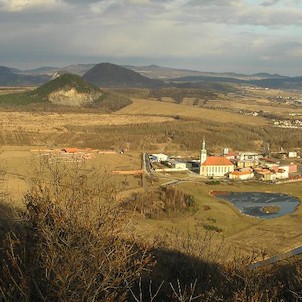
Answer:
[[130, 247, 224, 301]]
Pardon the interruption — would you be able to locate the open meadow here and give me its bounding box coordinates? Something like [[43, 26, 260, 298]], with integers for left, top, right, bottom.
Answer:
[[1, 143, 302, 260], [0, 146, 143, 207], [0, 87, 302, 301], [0, 90, 302, 261], [116, 98, 267, 125]]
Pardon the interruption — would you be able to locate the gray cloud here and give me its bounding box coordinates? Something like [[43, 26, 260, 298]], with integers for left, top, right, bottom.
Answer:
[[0, 0, 301, 75], [261, 0, 280, 6]]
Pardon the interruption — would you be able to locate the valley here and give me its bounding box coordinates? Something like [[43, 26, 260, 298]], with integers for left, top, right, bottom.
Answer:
[[0, 63, 302, 301]]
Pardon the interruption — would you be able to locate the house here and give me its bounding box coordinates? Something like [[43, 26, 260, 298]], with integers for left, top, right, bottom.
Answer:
[[254, 168, 277, 181], [62, 147, 81, 153], [288, 163, 298, 173], [276, 168, 289, 179], [288, 151, 297, 158], [229, 170, 254, 180], [259, 157, 279, 168], [237, 152, 259, 168], [225, 151, 239, 160], [200, 139, 234, 177], [223, 148, 239, 160]]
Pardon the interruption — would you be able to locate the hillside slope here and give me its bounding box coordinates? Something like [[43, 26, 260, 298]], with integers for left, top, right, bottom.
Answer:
[[0, 74, 132, 111], [27, 74, 103, 107], [83, 63, 165, 88]]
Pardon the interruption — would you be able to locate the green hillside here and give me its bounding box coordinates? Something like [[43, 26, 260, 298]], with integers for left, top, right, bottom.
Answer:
[[30, 74, 101, 99], [0, 74, 132, 111], [0, 92, 41, 106]]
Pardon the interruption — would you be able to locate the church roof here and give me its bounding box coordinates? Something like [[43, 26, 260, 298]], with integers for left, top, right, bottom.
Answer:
[[201, 156, 233, 166]]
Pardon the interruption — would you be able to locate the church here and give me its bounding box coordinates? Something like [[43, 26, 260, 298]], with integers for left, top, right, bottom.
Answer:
[[199, 139, 234, 177]]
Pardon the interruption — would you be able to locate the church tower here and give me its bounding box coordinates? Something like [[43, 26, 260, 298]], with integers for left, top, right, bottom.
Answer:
[[200, 137, 207, 164]]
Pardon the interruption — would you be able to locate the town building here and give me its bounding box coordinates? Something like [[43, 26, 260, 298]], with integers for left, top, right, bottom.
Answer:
[[200, 139, 234, 177], [165, 159, 187, 170], [229, 170, 254, 180], [288, 151, 298, 158], [254, 168, 288, 181], [237, 152, 259, 168], [150, 153, 169, 162]]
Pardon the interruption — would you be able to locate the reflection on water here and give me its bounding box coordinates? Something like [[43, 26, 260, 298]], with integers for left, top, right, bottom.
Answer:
[[212, 192, 300, 219]]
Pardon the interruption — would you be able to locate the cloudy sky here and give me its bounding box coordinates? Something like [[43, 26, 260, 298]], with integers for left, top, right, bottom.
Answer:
[[0, 0, 302, 75]]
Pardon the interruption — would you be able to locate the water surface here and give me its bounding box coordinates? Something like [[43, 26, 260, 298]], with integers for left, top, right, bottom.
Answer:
[[212, 191, 300, 219]]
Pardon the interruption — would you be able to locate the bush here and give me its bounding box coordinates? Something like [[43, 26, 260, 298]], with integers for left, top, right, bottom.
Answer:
[[123, 185, 196, 218], [0, 158, 151, 301]]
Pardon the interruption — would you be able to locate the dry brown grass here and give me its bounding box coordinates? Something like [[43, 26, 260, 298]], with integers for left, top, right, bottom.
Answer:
[[208, 99, 302, 116], [0, 111, 174, 133], [0, 147, 143, 209], [115, 98, 267, 125]]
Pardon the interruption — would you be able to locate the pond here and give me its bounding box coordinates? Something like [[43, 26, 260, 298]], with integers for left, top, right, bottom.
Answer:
[[212, 191, 300, 219]]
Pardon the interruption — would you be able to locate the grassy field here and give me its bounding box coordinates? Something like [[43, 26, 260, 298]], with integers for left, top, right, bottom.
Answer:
[[0, 111, 174, 133], [132, 179, 302, 259], [116, 98, 267, 125], [1, 140, 301, 261], [0, 86, 301, 262], [0, 147, 143, 207]]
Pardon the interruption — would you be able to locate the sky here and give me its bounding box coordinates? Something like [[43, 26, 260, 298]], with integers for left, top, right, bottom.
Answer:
[[0, 0, 302, 75]]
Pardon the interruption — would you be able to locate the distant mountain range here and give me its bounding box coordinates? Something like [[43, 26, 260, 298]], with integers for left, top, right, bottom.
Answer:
[[0, 66, 50, 86], [0, 62, 302, 90]]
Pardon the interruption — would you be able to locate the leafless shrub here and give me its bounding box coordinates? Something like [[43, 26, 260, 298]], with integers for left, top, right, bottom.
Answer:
[[124, 185, 195, 218], [169, 279, 202, 302], [0, 157, 152, 301], [289, 263, 302, 301]]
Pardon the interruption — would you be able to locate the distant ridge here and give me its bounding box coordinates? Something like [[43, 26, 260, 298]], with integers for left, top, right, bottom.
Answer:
[[0, 66, 19, 85], [22, 66, 60, 75], [0, 62, 301, 89], [0, 65, 51, 86], [62, 64, 96, 76], [83, 63, 165, 88]]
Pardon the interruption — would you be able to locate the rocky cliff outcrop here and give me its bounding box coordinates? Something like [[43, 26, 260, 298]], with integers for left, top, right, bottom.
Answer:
[[48, 88, 103, 107]]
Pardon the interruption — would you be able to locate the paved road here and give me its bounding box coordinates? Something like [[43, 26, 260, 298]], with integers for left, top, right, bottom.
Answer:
[[142, 153, 153, 175], [250, 245, 302, 269]]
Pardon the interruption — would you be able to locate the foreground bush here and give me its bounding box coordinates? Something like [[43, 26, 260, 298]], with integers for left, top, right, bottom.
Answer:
[[0, 158, 151, 301]]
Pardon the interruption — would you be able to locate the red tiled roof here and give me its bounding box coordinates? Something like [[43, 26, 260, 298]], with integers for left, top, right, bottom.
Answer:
[[260, 157, 277, 163], [63, 148, 80, 153], [202, 156, 233, 166], [231, 171, 252, 175], [255, 169, 272, 174]]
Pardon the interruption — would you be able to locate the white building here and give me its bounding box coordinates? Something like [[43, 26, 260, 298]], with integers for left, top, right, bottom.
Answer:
[[288, 151, 297, 158], [150, 153, 169, 162], [165, 159, 187, 170]]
